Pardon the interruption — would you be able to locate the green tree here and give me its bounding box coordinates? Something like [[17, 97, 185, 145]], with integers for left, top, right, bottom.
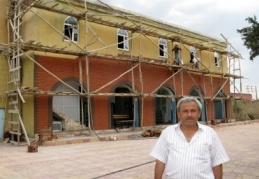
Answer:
[[237, 16, 259, 61]]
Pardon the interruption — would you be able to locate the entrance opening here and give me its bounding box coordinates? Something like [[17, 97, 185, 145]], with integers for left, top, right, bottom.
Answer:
[[111, 85, 137, 129], [190, 88, 206, 122], [52, 81, 88, 131], [155, 87, 176, 125], [214, 90, 226, 120]]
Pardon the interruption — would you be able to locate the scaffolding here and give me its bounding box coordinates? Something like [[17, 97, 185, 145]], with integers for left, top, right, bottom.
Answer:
[[3, 0, 243, 145]]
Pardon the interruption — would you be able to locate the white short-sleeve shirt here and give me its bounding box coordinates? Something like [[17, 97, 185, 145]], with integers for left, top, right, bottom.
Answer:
[[150, 122, 229, 179]]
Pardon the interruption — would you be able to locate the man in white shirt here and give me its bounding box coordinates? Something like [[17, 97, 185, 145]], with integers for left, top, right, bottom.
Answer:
[[150, 96, 229, 179]]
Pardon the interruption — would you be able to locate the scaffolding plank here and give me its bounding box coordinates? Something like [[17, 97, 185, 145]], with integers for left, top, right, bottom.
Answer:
[[9, 131, 21, 135], [9, 66, 21, 72], [9, 101, 18, 105], [10, 140, 19, 145], [8, 109, 19, 114], [8, 121, 19, 125], [12, 53, 24, 59]]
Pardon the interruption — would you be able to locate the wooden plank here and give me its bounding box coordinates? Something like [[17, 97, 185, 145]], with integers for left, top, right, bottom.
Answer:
[[9, 131, 21, 135], [118, 120, 133, 123], [113, 114, 133, 128], [12, 53, 24, 59], [8, 121, 19, 125], [113, 115, 129, 119], [8, 109, 19, 114], [9, 66, 21, 72], [10, 140, 19, 145], [9, 101, 18, 105], [8, 79, 20, 84]]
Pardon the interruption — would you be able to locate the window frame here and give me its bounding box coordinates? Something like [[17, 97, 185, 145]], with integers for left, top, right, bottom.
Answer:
[[64, 16, 79, 43], [158, 38, 168, 58], [214, 52, 221, 67], [190, 46, 196, 62], [117, 29, 129, 51]]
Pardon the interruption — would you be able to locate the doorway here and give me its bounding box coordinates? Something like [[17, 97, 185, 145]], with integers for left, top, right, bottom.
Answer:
[[111, 85, 139, 128], [155, 87, 176, 124], [52, 81, 88, 128], [214, 90, 226, 120], [189, 88, 206, 122]]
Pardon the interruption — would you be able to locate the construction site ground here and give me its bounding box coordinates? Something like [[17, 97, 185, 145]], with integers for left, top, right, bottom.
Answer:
[[1, 120, 259, 179]]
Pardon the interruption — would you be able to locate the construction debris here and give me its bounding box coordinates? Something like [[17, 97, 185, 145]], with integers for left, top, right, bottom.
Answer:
[[28, 143, 38, 153], [141, 129, 161, 137]]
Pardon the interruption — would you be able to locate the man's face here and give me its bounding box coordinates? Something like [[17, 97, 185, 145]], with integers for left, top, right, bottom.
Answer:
[[177, 101, 201, 128]]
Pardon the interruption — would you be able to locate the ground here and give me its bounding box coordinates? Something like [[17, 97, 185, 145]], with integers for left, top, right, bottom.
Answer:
[[0, 121, 259, 179]]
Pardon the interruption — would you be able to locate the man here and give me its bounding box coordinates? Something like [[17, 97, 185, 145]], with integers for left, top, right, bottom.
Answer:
[[172, 44, 182, 65], [150, 97, 229, 179]]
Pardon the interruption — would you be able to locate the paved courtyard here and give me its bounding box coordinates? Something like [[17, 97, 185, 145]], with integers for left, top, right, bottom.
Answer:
[[0, 122, 259, 179]]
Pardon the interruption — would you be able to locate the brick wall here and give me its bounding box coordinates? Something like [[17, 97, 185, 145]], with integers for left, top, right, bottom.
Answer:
[[34, 55, 231, 131]]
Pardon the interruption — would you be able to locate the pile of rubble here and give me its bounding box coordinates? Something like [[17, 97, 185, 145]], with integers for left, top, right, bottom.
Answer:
[[141, 129, 162, 138]]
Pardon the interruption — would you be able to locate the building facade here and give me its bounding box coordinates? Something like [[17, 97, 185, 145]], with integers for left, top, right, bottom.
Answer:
[[0, 0, 242, 141]]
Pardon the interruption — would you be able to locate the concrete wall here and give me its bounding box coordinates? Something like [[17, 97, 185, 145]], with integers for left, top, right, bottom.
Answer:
[[245, 101, 259, 118], [21, 0, 229, 73]]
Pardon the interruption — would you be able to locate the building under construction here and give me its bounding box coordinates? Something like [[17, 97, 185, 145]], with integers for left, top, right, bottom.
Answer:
[[0, 0, 243, 145]]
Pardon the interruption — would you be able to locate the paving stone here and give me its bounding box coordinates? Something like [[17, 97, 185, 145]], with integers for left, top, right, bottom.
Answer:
[[0, 121, 259, 178]]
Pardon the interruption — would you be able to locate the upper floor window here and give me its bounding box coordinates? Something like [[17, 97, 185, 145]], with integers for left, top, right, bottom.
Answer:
[[190, 46, 199, 68], [190, 46, 196, 62], [214, 52, 221, 67], [158, 38, 168, 58], [64, 16, 78, 43], [117, 29, 129, 50]]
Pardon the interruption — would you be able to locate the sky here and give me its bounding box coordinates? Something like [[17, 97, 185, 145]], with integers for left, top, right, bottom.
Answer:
[[94, 0, 259, 98]]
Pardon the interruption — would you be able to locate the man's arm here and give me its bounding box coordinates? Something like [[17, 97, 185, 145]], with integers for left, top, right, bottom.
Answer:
[[154, 159, 165, 179], [213, 164, 223, 179]]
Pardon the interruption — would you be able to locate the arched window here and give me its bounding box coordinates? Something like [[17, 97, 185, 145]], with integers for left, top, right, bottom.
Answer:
[[64, 16, 78, 42], [158, 38, 168, 58], [117, 29, 129, 50]]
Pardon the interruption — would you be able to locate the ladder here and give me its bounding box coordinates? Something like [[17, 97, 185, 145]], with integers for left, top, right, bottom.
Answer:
[[7, 0, 30, 145]]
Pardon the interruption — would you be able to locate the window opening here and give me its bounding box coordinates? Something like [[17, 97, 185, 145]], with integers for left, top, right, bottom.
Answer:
[[64, 16, 78, 42], [190, 46, 199, 68], [117, 29, 129, 50], [159, 38, 168, 58], [190, 46, 196, 63], [214, 52, 221, 67]]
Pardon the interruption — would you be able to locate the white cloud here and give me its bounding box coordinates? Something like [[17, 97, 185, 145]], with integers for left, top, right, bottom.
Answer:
[[211, 0, 259, 13]]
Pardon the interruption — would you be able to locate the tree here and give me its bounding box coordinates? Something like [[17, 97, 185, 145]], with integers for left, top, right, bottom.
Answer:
[[237, 16, 259, 61]]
